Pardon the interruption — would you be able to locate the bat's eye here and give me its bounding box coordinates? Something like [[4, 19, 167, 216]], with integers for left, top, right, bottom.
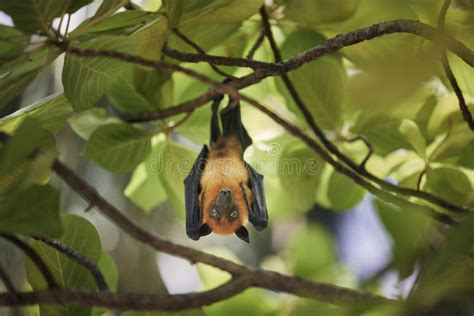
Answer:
[[210, 209, 218, 218], [230, 211, 238, 219]]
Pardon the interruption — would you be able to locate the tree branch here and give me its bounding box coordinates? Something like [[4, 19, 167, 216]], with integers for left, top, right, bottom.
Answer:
[[162, 19, 474, 69], [33, 236, 109, 292], [0, 277, 252, 310], [50, 160, 390, 306], [0, 234, 58, 289], [162, 46, 278, 70], [437, 0, 474, 131], [0, 273, 390, 310], [246, 31, 266, 60], [0, 264, 15, 294]]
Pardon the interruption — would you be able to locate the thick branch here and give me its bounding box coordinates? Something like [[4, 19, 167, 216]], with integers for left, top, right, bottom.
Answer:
[[33, 236, 109, 292], [163, 46, 279, 70], [162, 19, 474, 69], [0, 277, 252, 310], [51, 160, 389, 306], [0, 234, 58, 289], [0, 274, 390, 310]]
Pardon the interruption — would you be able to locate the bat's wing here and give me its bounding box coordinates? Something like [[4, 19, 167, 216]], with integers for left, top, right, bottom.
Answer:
[[220, 99, 252, 150], [245, 162, 268, 231], [184, 145, 209, 240]]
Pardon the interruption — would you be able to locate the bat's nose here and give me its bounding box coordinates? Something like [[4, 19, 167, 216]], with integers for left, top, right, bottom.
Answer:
[[220, 188, 231, 196]]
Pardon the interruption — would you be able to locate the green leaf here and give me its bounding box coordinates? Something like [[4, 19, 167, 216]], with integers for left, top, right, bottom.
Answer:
[[67, 0, 94, 13], [0, 25, 29, 61], [0, 184, 62, 236], [285, 224, 336, 278], [0, 0, 63, 33], [156, 139, 196, 219], [164, 0, 184, 27], [167, 23, 240, 53], [124, 161, 167, 212], [62, 35, 136, 111], [0, 119, 53, 177], [0, 46, 61, 108], [430, 125, 474, 169], [414, 211, 474, 306], [107, 79, 156, 113], [375, 199, 429, 278], [280, 0, 358, 25], [447, 37, 474, 97], [316, 0, 418, 65], [351, 115, 413, 155], [68, 108, 121, 140], [277, 29, 347, 129], [424, 166, 473, 207], [82, 10, 154, 34], [131, 15, 168, 62], [26, 214, 101, 316], [178, 0, 263, 27], [0, 93, 72, 134], [83, 122, 152, 173], [124, 310, 204, 316], [71, 10, 155, 37], [278, 142, 323, 213], [326, 168, 366, 211], [399, 119, 426, 158], [0, 119, 58, 195], [94, 0, 129, 20], [427, 93, 474, 137]]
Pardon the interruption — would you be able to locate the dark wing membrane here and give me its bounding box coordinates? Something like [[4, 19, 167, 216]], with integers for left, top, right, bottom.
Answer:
[[245, 162, 268, 231], [184, 145, 209, 240], [220, 100, 252, 150]]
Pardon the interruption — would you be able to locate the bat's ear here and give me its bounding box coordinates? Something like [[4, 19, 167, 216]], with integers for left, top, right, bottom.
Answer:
[[235, 226, 250, 243], [199, 224, 212, 237]]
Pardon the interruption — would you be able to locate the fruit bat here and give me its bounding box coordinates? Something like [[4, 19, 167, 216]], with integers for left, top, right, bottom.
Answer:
[[184, 94, 268, 243]]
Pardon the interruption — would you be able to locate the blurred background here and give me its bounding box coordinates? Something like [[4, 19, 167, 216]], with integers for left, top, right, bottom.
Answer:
[[1, 0, 473, 315]]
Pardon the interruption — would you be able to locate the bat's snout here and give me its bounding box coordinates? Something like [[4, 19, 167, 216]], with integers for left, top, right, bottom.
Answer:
[[219, 188, 231, 196]]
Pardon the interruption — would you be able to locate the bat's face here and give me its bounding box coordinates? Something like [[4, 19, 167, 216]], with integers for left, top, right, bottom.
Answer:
[[209, 187, 240, 223], [201, 182, 250, 240]]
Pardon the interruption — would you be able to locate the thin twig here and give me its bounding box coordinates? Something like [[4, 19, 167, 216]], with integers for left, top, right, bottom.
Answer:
[[33, 236, 109, 292], [172, 27, 236, 79], [0, 265, 15, 294], [0, 234, 58, 289], [346, 135, 374, 168], [64, 14, 72, 39], [437, 0, 474, 131], [51, 160, 390, 305], [167, 111, 193, 131], [246, 31, 266, 60], [416, 168, 427, 191]]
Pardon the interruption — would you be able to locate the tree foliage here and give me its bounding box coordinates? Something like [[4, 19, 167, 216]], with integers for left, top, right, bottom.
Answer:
[[0, 0, 473, 315]]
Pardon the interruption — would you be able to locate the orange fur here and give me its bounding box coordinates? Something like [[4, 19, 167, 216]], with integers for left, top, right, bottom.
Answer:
[[200, 137, 251, 235]]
